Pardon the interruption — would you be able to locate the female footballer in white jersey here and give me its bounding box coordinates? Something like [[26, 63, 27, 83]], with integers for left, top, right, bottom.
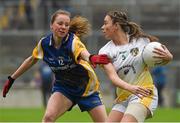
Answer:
[[99, 10, 173, 122]]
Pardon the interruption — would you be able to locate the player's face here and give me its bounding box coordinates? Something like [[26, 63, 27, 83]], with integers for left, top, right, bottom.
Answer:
[[101, 15, 116, 40], [50, 14, 70, 38]]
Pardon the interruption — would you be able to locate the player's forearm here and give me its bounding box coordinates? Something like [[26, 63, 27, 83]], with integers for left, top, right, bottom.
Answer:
[[80, 50, 91, 62], [108, 72, 130, 90], [103, 63, 131, 91], [11, 56, 38, 79]]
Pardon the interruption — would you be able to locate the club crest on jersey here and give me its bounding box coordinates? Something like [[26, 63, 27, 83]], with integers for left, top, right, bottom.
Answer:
[[130, 47, 139, 56]]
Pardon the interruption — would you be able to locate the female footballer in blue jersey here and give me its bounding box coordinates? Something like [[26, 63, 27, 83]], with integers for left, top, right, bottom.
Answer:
[[2, 10, 109, 122]]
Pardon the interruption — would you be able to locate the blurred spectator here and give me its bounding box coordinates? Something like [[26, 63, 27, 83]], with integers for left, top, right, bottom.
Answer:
[[0, 0, 35, 30], [24, 0, 34, 27], [0, 13, 9, 30], [39, 62, 54, 107], [152, 66, 167, 106], [17, 0, 34, 29], [0, 9, 11, 30]]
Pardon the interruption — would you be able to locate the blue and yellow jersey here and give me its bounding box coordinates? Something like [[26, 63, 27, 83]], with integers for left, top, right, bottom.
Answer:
[[32, 32, 100, 96]]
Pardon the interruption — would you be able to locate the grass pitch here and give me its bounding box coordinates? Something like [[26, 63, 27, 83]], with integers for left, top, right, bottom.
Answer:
[[0, 107, 180, 122]]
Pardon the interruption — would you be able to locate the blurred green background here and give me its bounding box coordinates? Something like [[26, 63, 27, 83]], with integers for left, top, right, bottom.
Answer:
[[1, 107, 180, 122]]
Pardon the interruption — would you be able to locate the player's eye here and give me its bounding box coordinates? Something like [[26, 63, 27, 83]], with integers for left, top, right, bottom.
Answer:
[[104, 21, 108, 25], [57, 22, 63, 25], [65, 23, 69, 27]]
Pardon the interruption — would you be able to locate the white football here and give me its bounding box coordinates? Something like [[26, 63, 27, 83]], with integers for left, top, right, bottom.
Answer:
[[142, 42, 164, 67]]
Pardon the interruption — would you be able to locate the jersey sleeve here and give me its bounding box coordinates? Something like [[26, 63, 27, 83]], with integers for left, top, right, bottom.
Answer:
[[32, 38, 44, 59], [98, 42, 112, 58], [99, 46, 108, 54], [72, 36, 87, 63]]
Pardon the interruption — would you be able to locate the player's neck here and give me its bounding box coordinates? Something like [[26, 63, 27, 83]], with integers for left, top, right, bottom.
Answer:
[[53, 35, 63, 49], [112, 32, 128, 45]]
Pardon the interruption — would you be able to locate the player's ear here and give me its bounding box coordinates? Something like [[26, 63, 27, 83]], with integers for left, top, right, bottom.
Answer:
[[50, 24, 53, 30], [114, 22, 120, 30]]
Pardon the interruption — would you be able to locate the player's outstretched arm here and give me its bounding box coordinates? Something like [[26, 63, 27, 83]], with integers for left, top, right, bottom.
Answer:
[[80, 50, 110, 68], [2, 56, 38, 97]]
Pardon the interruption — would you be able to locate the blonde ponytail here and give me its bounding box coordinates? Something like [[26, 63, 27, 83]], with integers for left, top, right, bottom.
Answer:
[[69, 16, 91, 38]]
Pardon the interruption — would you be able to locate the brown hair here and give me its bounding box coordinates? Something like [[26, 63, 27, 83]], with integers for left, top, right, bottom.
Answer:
[[50, 9, 71, 24], [107, 10, 158, 42], [69, 16, 91, 38]]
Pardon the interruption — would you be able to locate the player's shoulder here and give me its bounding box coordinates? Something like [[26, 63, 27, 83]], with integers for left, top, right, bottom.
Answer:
[[101, 40, 114, 49], [133, 37, 150, 45], [139, 37, 150, 43], [99, 40, 113, 54], [70, 32, 81, 42], [40, 33, 52, 46]]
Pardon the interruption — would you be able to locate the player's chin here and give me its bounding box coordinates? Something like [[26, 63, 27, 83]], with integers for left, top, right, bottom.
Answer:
[[104, 35, 111, 40], [57, 33, 67, 38]]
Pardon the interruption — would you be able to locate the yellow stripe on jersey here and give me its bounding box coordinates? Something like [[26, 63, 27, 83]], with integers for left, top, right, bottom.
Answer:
[[71, 35, 100, 96], [135, 67, 154, 87], [78, 60, 100, 96], [136, 68, 156, 108], [72, 36, 86, 63], [32, 38, 44, 59], [140, 85, 156, 109], [116, 67, 154, 102]]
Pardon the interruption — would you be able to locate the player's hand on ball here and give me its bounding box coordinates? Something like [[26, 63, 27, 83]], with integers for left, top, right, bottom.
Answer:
[[153, 45, 173, 65], [129, 85, 152, 99], [142, 42, 173, 67], [2, 76, 15, 98], [89, 54, 110, 68]]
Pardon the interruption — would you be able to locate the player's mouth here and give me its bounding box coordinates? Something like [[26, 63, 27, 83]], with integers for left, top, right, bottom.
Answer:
[[58, 30, 66, 35], [102, 31, 106, 35]]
